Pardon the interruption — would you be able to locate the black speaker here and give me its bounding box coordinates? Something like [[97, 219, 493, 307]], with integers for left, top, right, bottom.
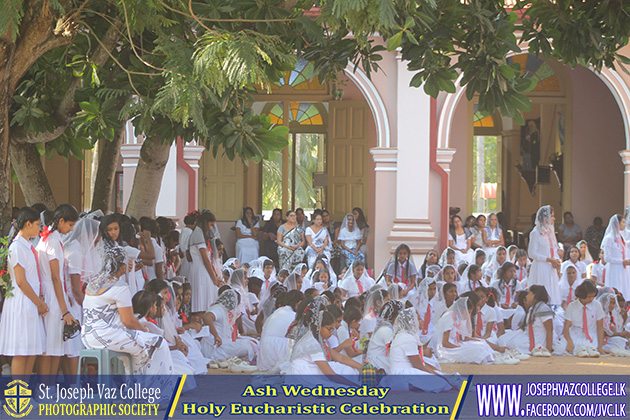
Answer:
[[536, 165, 551, 184]]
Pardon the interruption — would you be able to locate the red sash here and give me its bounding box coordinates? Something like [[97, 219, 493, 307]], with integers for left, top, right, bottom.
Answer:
[[30, 245, 43, 298]]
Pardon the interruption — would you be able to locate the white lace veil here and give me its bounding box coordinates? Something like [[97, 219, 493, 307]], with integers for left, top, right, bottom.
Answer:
[[576, 240, 593, 263], [85, 245, 126, 294], [64, 216, 101, 282], [285, 273, 300, 291], [287, 296, 330, 361], [223, 257, 239, 270], [602, 214, 623, 251], [261, 282, 287, 318], [337, 213, 363, 241], [392, 308, 422, 346], [507, 245, 519, 263], [211, 289, 240, 326], [363, 288, 388, 319], [438, 247, 457, 267], [435, 264, 461, 284], [228, 268, 252, 311]]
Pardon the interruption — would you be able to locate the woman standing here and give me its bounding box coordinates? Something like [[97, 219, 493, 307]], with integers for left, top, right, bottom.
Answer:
[[235, 207, 260, 265], [262, 209, 283, 266], [602, 214, 630, 300], [277, 211, 306, 271], [305, 213, 331, 268], [528, 206, 562, 306], [352, 207, 370, 266], [189, 212, 223, 314]]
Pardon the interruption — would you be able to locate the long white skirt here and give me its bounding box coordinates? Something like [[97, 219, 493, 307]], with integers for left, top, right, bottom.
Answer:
[[201, 336, 259, 362], [529, 260, 561, 305], [0, 291, 46, 356], [605, 262, 630, 300], [436, 340, 495, 364], [498, 329, 530, 354], [42, 281, 65, 357], [189, 259, 217, 312], [236, 238, 260, 265], [64, 299, 83, 358]]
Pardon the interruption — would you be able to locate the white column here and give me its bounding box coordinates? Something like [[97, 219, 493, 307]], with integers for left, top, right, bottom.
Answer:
[[620, 150, 630, 207], [120, 144, 142, 210], [436, 148, 457, 173], [386, 54, 438, 256], [370, 147, 398, 272]]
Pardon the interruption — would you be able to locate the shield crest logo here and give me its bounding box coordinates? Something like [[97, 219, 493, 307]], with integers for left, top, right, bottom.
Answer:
[[4, 380, 32, 418]]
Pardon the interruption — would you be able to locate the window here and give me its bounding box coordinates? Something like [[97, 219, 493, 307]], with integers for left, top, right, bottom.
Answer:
[[472, 136, 500, 214]]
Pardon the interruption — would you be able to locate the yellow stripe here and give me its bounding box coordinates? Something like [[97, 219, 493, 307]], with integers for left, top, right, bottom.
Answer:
[[450, 380, 468, 420], [168, 374, 187, 418]]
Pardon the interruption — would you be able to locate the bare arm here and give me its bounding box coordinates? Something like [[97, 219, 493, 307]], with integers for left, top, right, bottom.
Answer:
[[330, 348, 362, 370], [14, 264, 48, 315], [118, 306, 149, 332], [543, 318, 554, 350], [563, 319, 574, 354], [442, 330, 458, 349], [200, 249, 221, 286], [69, 273, 84, 306], [49, 259, 76, 325]]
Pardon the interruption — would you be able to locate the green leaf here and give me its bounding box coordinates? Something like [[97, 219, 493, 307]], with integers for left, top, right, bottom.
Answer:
[[387, 32, 403, 52]]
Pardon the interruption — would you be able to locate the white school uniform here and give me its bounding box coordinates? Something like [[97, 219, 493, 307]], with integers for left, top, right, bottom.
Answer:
[[179, 226, 193, 280], [189, 238, 217, 312], [499, 303, 554, 354], [528, 228, 561, 305], [430, 314, 495, 364], [510, 306, 526, 331], [338, 275, 375, 298], [336, 320, 362, 364], [63, 240, 84, 357], [200, 306, 258, 362], [515, 264, 528, 289], [554, 299, 605, 354], [603, 238, 630, 300], [0, 236, 46, 356], [143, 237, 164, 280], [418, 297, 439, 345], [365, 325, 393, 372], [258, 306, 295, 372], [558, 278, 583, 307], [448, 232, 474, 265], [123, 245, 142, 296], [476, 304, 498, 344], [490, 279, 522, 320], [37, 230, 69, 357]]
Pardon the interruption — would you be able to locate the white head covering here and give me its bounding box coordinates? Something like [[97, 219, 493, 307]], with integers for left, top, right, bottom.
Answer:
[[410, 277, 439, 315], [64, 216, 101, 282], [228, 268, 252, 311], [375, 300, 405, 331], [210, 289, 240, 327], [223, 257, 239, 270], [435, 264, 461, 284], [430, 297, 473, 352], [425, 264, 441, 278], [287, 296, 330, 361], [507, 245, 519, 263], [392, 307, 422, 346], [482, 245, 507, 281], [284, 273, 301, 291], [576, 240, 593, 264], [261, 282, 287, 318], [337, 213, 363, 241], [363, 288, 388, 319], [387, 282, 402, 300], [85, 245, 126, 294], [602, 214, 624, 252], [438, 247, 457, 267]]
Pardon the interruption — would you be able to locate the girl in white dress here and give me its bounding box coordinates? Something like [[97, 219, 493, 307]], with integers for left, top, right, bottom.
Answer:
[[338, 260, 375, 299], [490, 262, 521, 320], [438, 248, 457, 267], [507, 245, 519, 263], [428, 295, 495, 364], [597, 292, 630, 355], [179, 211, 198, 281], [258, 289, 302, 372], [514, 249, 529, 289], [385, 244, 418, 298], [305, 213, 331, 269], [286, 297, 361, 386], [561, 246, 587, 278], [189, 213, 223, 314], [228, 269, 255, 335], [412, 278, 444, 345], [448, 215, 474, 265], [82, 246, 173, 374], [482, 213, 505, 258], [482, 245, 507, 284], [554, 281, 608, 357], [364, 300, 404, 375], [36, 204, 79, 376], [577, 240, 594, 266], [419, 249, 439, 279], [0, 207, 48, 375], [473, 248, 487, 268], [458, 264, 487, 295], [383, 308, 453, 392], [235, 207, 260, 265], [558, 265, 583, 310], [499, 285, 554, 356], [359, 289, 390, 340], [602, 214, 630, 300], [528, 205, 562, 306], [589, 250, 606, 286]]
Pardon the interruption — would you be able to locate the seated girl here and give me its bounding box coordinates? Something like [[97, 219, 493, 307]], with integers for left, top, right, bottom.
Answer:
[[382, 308, 454, 393], [359, 289, 390, 340], [508, 291, 529, 331], [335, 306, 363, 363], [458, 264, 487, 295], [558, 265, 583, 310], [363, 301, 404, 384], [385, 244, 417, 298], [429, 293, 495, 364], [412, 278, 442, 345], [339, 260, 375, 299], [560, 246, 587, 279], [598, 292, 630, 356], [482, 246, 507, 284], [434, 283, 458, 321], [554, 281, 608, 357], [514, 250, 530, 289], [490, 262, 521, 320]]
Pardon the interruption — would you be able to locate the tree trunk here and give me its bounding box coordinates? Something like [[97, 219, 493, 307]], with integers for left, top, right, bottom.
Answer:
[[125, 137, 171, 219], [91, 129, 124, 213], [10, 142, 57, 209], [0, 80, 12, 236]]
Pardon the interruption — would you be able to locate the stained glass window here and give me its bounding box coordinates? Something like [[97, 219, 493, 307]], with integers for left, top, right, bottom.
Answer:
[[507, 54, 560, 92], [267, 102, 324, 126], [473, 104, 495, 128], [272, 58, 326, 90]]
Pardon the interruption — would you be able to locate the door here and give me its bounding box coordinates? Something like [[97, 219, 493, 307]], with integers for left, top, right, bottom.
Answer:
[[328, 101, 370, 222], [199, 151, 244, 220]]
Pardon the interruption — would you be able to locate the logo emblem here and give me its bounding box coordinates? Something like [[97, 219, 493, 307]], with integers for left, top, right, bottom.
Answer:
[[4, 380, 32, 418]]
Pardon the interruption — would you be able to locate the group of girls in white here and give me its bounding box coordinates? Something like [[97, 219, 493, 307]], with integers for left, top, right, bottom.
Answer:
[[6, 202, 630, 383]]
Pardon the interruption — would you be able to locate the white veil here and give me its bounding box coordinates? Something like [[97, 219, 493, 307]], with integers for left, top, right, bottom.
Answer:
[[228, 268, 252, 311], [337, 213, 363, 241], [602, 214, 623, 252], [64, 216, 101, 282], [392, 307, 422, 346]]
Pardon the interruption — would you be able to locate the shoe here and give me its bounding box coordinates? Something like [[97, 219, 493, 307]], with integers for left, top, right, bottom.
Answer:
[[494, 353, 519, 365], [531, 347, 542, 357], [208, 361, 219, 369], [508, 349, 530, 360], [540, 347, 552, 357], [1, 364, 10, 375], [611, 348, 630, 357], [576, 346, 589, 357], [217, 360, 229, 368], [229, 360, 258, 373], [586, 347, 600, 358]]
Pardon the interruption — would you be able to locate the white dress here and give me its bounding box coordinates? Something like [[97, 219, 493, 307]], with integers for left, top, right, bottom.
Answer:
[[417, 298, 439, 345], [365, 325, 393, 372], [82, 281, 173, 374], [338, 275, 375, 298], [258, 306, 295, 372], [235, 220, 260, 265], [0, 236, 46, 356], [37, 230, 68, 357], [304, 227, 332, 268], [143, 237, 164, 280], [179, 226, 193, 280], [603, 238, 630, 300], [499, 309, 553, 354], [448, 232, 474, 264], [189, 240, 217, 312], [553, 299, 605, 354], [528, 228, 561, 305], [431, 314, 495, 364], [384, 332, 452, 393], [64, 240, 84, 357], [200, 306, 258, 362]]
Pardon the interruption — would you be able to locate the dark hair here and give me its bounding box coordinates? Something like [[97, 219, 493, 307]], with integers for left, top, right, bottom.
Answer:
[[14, 207, 40, 235], [321, 290, 335, 304], [528, 285, 549, 303], [516, 290, 528, 310], [296, 208, 304, 214], [156, 217, 174, 237], [461, 292, 480, 332], [563, 211, 573, 219], [241, 207, 256, 229], [164, 230, 180, 247], [50, 204, 79, 232], [321, 209, 330, 216], [594, 217, 603, 225], [263, 259, 274, 269], [31, 203, 47, 214], [465, 264, 481, 291], [575, 280, 598, 299], [218, 284, 232, 296], [42, 210, 53, 226], [196, 211, 216, 237], [475, 249, 486, 266], [567, 246, 580, 262], [421, 249, 439, 278], [139, 217, 158, 237], [487, 287, 499, 308], [183, 211, 199, 226], [326, 304, 342, 319], [304, 288, 318, 299], [119, 216, 138, 246], [343, 306, 362, 324], [393, 243, 412, 281], [344, 297, 362, 311], [286, 290, 304, 310], [316, 311, 335, 339], [465, 215, 476, 227], [514, 249, 528, 261], [155, 295, 164, 316], [132, 290, 157, 317], [442, 282, 458, 298], [497, 262, 517, 293], [449, 215, 463, 240], [100, 213, 122, 245], [145, 279, 169, 294], [271, 208, 282, 219], [248, 277, 263, 294], [286, 210, 295, 217], [352, 207, 368, 229]]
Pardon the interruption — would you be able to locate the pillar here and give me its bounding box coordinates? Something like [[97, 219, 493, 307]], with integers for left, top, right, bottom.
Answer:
[[370, 147, 398, 273], [620, 149, 630, 207]]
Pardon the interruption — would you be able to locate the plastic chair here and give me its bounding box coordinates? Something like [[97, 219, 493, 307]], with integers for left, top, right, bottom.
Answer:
[[79, 349, 132, 376]]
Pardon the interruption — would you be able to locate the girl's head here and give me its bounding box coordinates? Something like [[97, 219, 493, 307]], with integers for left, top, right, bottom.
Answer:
[[155, 295, 165, 318], [343, 306, 362, 330], [442, 266, 456, 283], [242, 207, 254, 221], [488, 213, 498, 228], [476, 214, 486, 228], [508, 245, 518, 261], [183, 211, 199, 227], [475, 286, 489, 308], [426, 249, 439, 265], [248, 277, 263, 297], [313, 269, 330, 285], [575, 280, 598, 304], [475, 250, 486, 266], [462, 292, 480, 319], [196, 211, 216, 235], [468, 264, 482, 281], [100, 214, 121, 244], [451, 215, 463, 229], [496, 247, 507, 265], [139, 216, 158, 239], [278, 269, 289, 283], [578, 241, 589, 260], [132, 290, 157, 318], [327, 304, 343, 327], [486, 287, 499, 308], [15, 207, 41, 239], [395, 244, 411, 263], [352, 207, 367, 229], [568, 246, 580, 263], [146, 278, 169, 299], [156, 217, 174, 238], [352, 260, 365, 279], [442, 283, 458, 304], [319, 311, 336, 340], [446, 248, 456, 265], [565, 265, 577, 284], [426, 281, 437, 301], [345, 213, 355, 230], [515, 249, 528, 267], [51, 204, 79, 234], [526, 285, 549, 307], [182, 283, 192, 305], [300, 265, 308, 278], [465, 215, 476, 228], [516, 290, 529, 310], [498, 262, 516, 283]]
